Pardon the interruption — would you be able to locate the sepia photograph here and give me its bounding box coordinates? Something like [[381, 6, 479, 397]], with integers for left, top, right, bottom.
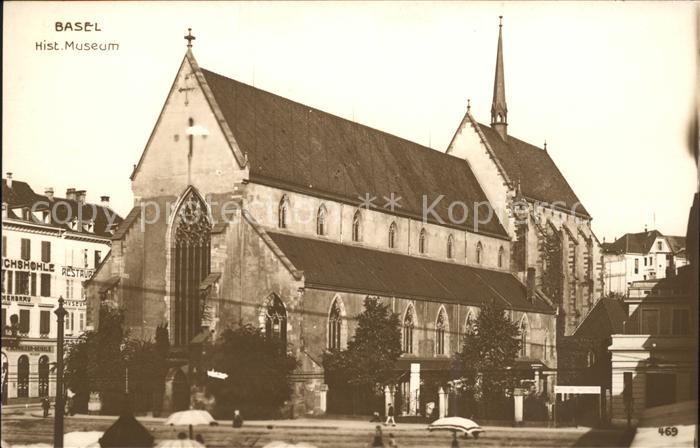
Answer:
[[2, 2, 698, 447]]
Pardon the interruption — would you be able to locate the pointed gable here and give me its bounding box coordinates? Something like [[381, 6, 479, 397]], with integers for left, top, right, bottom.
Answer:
[[477, 123, 591, 218]]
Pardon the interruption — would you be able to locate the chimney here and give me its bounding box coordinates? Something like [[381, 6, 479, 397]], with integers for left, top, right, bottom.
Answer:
[[526, 267, 536, 302], [100, 195, 110, 208], [5, 172, 12, 188], [66, 188, 76, 201], [45, 187, 54, 201], [77, 190, 87, 205]]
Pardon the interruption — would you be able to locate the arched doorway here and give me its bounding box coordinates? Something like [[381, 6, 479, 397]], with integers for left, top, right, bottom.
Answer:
[[38, 356, 49, 397], [172, 369, 189, 411], [17, 355, 29, 398]]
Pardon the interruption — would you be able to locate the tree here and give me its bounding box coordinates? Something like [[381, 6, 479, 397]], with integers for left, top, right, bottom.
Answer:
[[64, 306, 167, 415], [453, 302, 521, 419], [323, 297, 401, 414], [203, 325, 298, 419], [64, 305, 126, 414]]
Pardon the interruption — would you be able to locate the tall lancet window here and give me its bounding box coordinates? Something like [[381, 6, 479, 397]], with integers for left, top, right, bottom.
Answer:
[[278, 195, 289, 229], [316, 204, 327, 236], [172, 189, 211, 346], [476, 242, 483, 264], [498, 246, 505, 268], [418, 228, 427, 254], [352, 211, 361, 242], [265, 294, 287, 345], [447, 234, 454, 259], [328, 299, 342, 350], [520, 317, 529, 357], [435, 308, 447, 355], [388, 222, 397, 249], [402, 305, 415, 354]]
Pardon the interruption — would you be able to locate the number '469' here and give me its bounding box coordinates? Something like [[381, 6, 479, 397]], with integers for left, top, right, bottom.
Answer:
[[658, 427, 678, 436]]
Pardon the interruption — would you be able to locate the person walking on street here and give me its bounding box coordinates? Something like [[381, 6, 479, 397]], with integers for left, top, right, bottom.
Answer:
[[384, 404, 396, 426], [41, 397, 50, 418], [232, 409, 243, 428]]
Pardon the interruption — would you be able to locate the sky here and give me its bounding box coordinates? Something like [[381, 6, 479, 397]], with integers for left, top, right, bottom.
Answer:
[[3, 1, 698, 242]]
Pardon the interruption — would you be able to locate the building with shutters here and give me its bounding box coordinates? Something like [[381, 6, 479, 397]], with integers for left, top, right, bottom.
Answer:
[[1, 173, 121, 404]]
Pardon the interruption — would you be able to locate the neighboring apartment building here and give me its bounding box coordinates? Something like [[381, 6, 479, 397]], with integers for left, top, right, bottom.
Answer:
[[602, 229, 688, 296], [1, 173, 121, 404]]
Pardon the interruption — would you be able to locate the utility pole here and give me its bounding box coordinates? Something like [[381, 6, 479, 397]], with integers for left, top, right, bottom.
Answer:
[[53, 297, 67, 448]]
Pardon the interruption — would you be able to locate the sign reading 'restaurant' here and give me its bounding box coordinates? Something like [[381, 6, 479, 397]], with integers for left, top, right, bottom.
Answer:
[[2, 258, 94, 279]]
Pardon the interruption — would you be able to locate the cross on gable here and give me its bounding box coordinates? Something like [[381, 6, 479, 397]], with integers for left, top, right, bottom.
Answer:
[[185, 28, 195, 48]]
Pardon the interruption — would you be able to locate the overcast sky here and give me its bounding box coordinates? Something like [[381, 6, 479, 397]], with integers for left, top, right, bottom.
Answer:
[[3, 2, 697, 241]]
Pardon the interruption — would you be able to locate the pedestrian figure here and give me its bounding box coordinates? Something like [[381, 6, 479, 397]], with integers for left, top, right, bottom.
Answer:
[[41, 397, 50, 418], [370, 411, 381, 422], [384, 404, 396, 426], [232, 409, 243, 428], [388, 432, 398, 447], [450, 432, 460, 448], [371, 425, 384, 447]]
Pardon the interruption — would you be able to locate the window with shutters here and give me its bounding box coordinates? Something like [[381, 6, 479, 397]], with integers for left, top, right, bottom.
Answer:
[[41, 241, 51, 262], [20, 239, 30, 260], [19, 309, 30, 334], [40, 310, 50, 336], [30, 273, 37, 296], [40, 273, 51, 297]]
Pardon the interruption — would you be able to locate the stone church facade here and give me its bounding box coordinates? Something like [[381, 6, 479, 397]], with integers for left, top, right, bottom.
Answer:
[[86, 24, 600, 416]]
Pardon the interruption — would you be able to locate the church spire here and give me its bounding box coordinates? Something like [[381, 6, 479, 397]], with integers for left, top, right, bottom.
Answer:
[[491, 16, 508, 140]]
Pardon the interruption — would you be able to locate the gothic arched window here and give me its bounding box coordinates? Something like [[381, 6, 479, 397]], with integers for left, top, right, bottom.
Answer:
[[543, 331, 550, 361], [419, 228, 427, 254], [403, 305, 415, 354], [498, 246, 505, 268], [17, 355, 29, 398], [317, 204, 327, 236], [476, 242, 483, 265], [328, 298, 343, 350], [278, 195, 289, 229], [447, 234, 454, 259], [265, 294, 287, 345], [388, 222, 397, 249], [38, 355, 49, 397], [464, 312, 476, 336], [171, 189, 211, 346], [435, 307, 448, 355], [520, 317, 529, 357], [352, 210, 361, 242]]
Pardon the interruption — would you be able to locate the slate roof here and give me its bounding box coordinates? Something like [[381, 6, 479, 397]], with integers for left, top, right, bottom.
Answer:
[[476, 123, 591, 218], [573, 297, 627, 339], [267, 231, 554, 314], [603, 230, 663, 255], [2, 178, 122, 238], [200, 68, 508, 239]]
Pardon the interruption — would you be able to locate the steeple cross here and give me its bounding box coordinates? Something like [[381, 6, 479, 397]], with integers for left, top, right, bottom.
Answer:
[[184, 28, 195, 48]]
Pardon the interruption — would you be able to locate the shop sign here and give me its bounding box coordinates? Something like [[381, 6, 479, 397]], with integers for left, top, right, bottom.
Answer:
[[2, 258, 55, 272]]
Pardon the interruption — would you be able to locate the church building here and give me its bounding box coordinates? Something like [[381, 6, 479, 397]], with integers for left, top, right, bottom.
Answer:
[[86, 22, 600, 416]]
